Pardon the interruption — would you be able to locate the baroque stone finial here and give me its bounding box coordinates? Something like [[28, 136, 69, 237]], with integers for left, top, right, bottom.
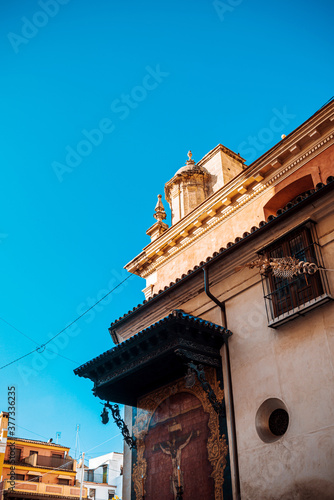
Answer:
[[186, 150, 195, 165], [153, 194, 167, 222]]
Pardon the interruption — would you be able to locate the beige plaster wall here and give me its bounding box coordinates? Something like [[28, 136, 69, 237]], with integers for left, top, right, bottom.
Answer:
[[151, 186, 276, 292], [147, 145, 334, 293], [225, 281, 334, 499], [171, 208, 334, 499], [201, 149, 244, 196]]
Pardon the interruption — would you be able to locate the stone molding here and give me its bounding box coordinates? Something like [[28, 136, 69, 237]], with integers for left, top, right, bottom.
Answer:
[[135, 134, 333, 279], [124, 106, 334, 280]]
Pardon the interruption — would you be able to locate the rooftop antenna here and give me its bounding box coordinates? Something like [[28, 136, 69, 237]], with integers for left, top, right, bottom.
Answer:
[[56, 432, 61, 444], [75, 425, 80, 460]]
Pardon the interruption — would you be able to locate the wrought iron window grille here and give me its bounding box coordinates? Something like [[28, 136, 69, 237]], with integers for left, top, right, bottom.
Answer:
[[259, 221, 331, 326]]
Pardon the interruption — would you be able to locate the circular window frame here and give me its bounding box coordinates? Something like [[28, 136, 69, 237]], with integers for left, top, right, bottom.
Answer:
[[255, 398, 289, 443]]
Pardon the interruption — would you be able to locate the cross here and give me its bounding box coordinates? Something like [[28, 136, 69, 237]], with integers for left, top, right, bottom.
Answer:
[[153, 426, 200, 499]]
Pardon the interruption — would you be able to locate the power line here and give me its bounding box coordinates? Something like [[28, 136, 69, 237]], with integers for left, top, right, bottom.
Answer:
[[13, 424, 50, 441], [44, 275, 131, 347], [84, 433, 121, 454], [0, 275, 132, 370], [0, 317, 39, 345], [1, 348, 39, 369], [0, 459, 75, 494], [0, 317, 79, 365]]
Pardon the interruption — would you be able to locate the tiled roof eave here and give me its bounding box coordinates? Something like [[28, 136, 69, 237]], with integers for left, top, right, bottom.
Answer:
[[4, 493, 82, 500], [7, 438, 69, 449], [107, 177, 334, 330], [74, 310, 231, 376]]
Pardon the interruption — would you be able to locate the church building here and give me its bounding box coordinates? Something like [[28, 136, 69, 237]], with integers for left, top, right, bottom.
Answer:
[[75, 99, 334, 499]]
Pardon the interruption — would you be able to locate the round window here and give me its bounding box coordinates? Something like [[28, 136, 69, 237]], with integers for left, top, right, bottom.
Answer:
[[256, 398, 289, 443], [268, 408, 289, 436]]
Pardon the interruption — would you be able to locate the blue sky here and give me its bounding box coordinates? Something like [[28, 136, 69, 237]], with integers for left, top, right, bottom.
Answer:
[[0, 0, 333, 461]]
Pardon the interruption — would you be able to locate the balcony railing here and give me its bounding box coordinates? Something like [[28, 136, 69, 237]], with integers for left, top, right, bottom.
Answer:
[[24, 454, 74, 471], [0, 480, 87, 498]]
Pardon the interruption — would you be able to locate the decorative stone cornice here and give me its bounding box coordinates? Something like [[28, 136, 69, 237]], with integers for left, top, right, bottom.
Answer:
[[196, 143, 245, 167], [125, 103, 334, 278]]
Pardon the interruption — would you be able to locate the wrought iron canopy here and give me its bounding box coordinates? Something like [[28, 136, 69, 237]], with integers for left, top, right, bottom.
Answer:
[[74, 310, 231, 406]]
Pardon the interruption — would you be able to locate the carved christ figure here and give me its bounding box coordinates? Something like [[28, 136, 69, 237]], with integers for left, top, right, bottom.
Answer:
[[159, 431, 193, 497]]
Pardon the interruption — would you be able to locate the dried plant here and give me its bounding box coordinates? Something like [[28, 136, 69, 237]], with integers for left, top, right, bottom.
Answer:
[[235, 256, 318, 279]]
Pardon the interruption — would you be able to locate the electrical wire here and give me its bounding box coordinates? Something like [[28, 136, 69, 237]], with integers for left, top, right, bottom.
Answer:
[[7, 426, 121, 458], [83, 433, 121, 455], [0, 431, 122, 494], [1, 97, 332, 373], [0, 317, 39, 345], [0, 275, 132, 371], [0, 459, 76, 494], [2, 434, 121, 486], [0, 316, 79, 364], [12, 424, 49, 441]]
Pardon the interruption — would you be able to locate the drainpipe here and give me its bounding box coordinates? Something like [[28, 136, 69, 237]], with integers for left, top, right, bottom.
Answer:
[[203, 266, 241, 500]]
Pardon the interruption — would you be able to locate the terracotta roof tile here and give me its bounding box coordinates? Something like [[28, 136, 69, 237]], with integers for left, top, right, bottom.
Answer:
[[8, 437, 68, 449], [75, 309, 232, 375], [108, 176, 334, 330]]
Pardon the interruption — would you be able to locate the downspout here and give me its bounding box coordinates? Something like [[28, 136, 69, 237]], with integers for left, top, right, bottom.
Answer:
[[203, 266, 241, 500]]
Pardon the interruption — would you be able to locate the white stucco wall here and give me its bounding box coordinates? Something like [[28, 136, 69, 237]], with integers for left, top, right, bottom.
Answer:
[[77, 452, 123, 500]]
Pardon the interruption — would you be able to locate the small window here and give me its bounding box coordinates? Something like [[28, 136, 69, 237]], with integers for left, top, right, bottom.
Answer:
[[58, 478, 70, 485], [89, 489, 96, 499], [268, 408, 289, 436], [256, 398, 289, 443], [85, 470, 94, 482], [8, 447, 22, 462], [102, 465, 108, 484], [261, 222, 330, 326], [29, 476, 40, 482], [12, 474, 25, 481]]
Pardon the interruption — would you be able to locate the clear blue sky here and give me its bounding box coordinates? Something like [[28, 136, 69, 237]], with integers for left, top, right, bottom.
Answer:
[[0, 0, 333, 461]]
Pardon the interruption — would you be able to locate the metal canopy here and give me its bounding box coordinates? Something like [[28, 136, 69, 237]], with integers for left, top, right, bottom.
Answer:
[[74, 310, 231, 406]]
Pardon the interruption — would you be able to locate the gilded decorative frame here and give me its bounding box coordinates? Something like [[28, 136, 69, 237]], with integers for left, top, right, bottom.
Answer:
[[132, 367, 228, 499]]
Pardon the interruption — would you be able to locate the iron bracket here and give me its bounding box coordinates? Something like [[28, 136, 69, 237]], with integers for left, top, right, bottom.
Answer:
[[187, 362, 225, 417], [101, 402, 137, 450]]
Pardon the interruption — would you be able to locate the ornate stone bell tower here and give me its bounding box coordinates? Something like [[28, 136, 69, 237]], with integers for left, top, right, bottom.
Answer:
[[165, 151, 210, 225]]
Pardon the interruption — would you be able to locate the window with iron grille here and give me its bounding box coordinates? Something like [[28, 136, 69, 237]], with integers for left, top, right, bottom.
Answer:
[[261, 221, 331, 326]]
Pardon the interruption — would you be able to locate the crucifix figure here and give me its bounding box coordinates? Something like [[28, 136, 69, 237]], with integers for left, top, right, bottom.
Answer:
[[159, 431, 193, 498]]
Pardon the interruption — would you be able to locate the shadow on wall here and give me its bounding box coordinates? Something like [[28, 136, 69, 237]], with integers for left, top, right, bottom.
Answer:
[[243, 478, 334, 500], [263, 175, 314, 218], [277, 479, 334, 500]]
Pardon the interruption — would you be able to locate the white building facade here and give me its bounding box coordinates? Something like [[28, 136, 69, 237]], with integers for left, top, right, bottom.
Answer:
[[77, 452, 123, 500]]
